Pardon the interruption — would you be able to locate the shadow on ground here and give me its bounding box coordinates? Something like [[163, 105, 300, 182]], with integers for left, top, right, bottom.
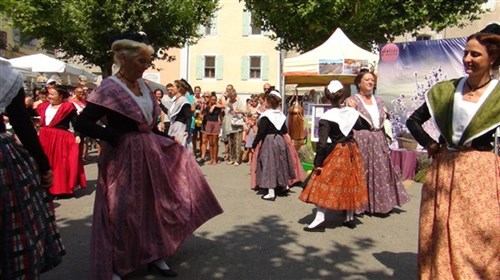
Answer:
[[125, 215, 410, 279]]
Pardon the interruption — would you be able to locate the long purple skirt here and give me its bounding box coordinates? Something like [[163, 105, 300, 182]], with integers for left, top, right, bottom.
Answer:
[[353, 129, 409, 214], [91, 132, 223, 279]]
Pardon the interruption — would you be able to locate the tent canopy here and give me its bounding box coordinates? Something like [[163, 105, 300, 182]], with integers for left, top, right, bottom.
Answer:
[[9, 53, 96, 85], [283, 28, 378, 86], [0, 56, 36, 78]]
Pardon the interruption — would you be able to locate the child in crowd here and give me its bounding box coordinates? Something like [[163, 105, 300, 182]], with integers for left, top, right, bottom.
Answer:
[[242, 113, 258, 164]]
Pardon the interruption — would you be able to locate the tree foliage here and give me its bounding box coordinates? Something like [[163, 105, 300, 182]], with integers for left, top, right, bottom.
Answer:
[[1, 0, 219, 76], [243, 0, 488, 52]]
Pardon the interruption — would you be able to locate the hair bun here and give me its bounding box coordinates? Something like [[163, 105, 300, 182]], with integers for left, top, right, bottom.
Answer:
[[109, 31, 149, 45]]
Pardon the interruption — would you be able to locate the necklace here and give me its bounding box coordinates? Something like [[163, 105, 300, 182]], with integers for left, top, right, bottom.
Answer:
[[466, 78, 491, 96], [118, 72, 142, 96], [118, 71, 137, 85]]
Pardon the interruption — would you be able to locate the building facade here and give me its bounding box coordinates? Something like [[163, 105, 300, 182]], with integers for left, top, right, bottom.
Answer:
[[182, 0, 280, 95]]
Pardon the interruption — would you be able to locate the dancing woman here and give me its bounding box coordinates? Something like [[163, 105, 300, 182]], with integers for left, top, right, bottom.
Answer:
[[300, 80, 370, 231], [75, 35, 222, 280], [252, 90, 296, 201], [406, 32, 500, 279], [1, 59, 65, 279], [37, 87, 86, 195]]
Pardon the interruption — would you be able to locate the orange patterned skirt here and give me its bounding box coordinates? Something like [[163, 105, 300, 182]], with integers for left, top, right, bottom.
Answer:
[[299, 142, 368, 210], [419, 148, 500, 280]]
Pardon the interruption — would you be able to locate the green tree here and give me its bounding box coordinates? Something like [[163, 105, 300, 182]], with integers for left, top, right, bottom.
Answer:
[[1, 0, 219, 76], [243, 0, 488, 52]]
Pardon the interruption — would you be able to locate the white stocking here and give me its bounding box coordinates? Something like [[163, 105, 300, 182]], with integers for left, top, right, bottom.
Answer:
[[154, 259, 170, 270], [345, 210, 354, 222], [263, 188, 275, 199], [308, 206, 326, 228]]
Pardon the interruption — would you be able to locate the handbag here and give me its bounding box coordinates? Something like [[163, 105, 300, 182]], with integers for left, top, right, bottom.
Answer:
[[231, 114, 244, 126]]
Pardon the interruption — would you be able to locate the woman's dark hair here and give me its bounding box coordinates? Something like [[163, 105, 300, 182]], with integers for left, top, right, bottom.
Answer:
[[154, 88, 164, 97], [54, 87, 70, 99], [264, 93, 282, 109], [211, 91, 217, 97], [353, 71, 376, 91], [174, 80, 186, 92], [264, 85, 275, 94], [467, 32, 500, 68], [324, 87, 346, 106]]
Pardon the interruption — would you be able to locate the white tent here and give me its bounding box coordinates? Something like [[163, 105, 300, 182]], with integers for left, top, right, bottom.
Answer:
[[0, 56, 36, 78], [283, 28, 379, 86], [9, 53, 96, 85]]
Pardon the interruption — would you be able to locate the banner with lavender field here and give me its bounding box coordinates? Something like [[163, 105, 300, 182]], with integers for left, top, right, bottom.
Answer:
[[376, 38, 467, 144]]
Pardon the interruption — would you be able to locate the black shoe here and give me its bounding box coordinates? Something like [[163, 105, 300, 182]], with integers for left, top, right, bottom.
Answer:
[[148, 263, 178, 278], [342, 220, 357, 229], [276, 187, 291, 196], [303, 221, 326, 232], [261, 195, 276, 201]]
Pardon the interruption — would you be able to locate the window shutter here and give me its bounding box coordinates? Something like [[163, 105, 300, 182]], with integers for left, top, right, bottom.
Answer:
[[197, 24, 205, 36], [216, 55, 223, 80], [261, 55, 269, 81], [196, 55, 204, 80], [242, 11, 250, 37], [210, 17, 218, 36], [241, 56, 249, 81]]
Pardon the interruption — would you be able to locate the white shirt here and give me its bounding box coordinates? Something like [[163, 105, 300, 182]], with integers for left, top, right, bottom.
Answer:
[[451, 78, 496, 145], [45, 105, 58, 126], [110, 76, 153, 125], [357, 94, 380, 129]]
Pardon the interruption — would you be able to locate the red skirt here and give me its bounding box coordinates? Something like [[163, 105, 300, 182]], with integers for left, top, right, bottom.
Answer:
[[299, 142, 368, 210], [39, 127, 86, 195]]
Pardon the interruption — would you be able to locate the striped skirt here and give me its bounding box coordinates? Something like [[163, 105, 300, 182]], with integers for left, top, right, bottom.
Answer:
[[0, 133, 65, 279], [255, 134, 296, 189]]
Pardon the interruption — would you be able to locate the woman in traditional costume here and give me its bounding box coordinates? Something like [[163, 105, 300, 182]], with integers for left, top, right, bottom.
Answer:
[[70, 86, 90, 160], [75, 35, 223, 280], [37, 87, 86, 196], [406, 32, 500, 280], [167, 79, 193, 152], [348, 71, 409, 214], [250, 93, 306, 191], [299, 81, 370, 231], [0, 59, 65, 279], [252, 90, 296, 201]]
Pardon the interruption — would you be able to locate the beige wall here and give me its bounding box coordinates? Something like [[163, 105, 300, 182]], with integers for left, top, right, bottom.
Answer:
[[186, 0, 280, 95], [143, 48, 182, 87], [0, 17, 48, 58]]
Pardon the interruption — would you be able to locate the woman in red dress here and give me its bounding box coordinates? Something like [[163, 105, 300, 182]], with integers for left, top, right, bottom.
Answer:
[[37, 87, 86, 196]]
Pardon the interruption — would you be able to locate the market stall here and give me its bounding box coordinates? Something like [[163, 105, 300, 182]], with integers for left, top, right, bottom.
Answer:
[[283, 28, 378, 87], [9, 53, 96, 86]]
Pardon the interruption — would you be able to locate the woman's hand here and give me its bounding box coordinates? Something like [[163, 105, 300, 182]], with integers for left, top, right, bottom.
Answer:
[[346, 99, 357, 108], [158, 122, 165, 132], [75, 136, 81, 144], [426, 142, 440, 158], [314, 167, 323, 175], [41, 170, 54, 188]]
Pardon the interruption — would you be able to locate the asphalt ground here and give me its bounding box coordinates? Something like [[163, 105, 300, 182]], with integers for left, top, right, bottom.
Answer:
[[43, 151, 421, 280]]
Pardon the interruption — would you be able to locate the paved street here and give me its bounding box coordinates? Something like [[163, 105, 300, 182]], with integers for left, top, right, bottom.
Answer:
[[43, 151, 421, 280]]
